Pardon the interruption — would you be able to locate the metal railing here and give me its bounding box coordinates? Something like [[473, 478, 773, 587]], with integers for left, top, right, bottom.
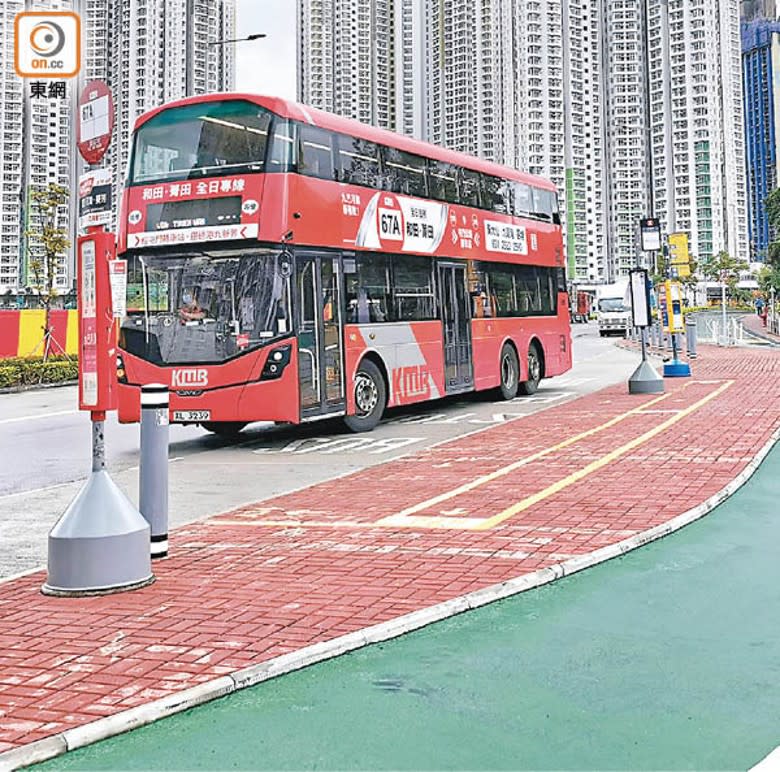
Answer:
[[696, 316, 744, 346]]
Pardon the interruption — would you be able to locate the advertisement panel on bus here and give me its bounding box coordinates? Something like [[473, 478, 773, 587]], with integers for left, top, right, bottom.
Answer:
[[122, 174, 562, 268]]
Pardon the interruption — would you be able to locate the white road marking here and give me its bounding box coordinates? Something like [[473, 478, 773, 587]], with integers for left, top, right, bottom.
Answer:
[[253, 436, 421, 456], [0, 409, 78, 425]]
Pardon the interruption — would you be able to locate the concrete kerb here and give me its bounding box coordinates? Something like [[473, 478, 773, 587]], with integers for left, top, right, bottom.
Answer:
[[2, 426, 778, 771], [0, 380, 78, 396]]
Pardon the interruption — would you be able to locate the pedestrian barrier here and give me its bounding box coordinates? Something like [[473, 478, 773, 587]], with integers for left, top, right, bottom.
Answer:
[[0, 309, 79, 358], [697, 316, 745, 346], [630, 321, 698, 359]]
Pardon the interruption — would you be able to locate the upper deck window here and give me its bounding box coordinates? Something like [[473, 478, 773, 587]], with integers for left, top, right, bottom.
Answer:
[[459, 168, 482, 208], [129, 100, 272, 185], [337, 135, 382, 187], [427, 160, 459, 204], [299, 125, 336, 180], [383, 148, 428, 198], [482, 175, 511, 214]]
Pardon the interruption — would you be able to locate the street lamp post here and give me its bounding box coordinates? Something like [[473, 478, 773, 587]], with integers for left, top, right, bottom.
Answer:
[[208, 33, 266, 45]]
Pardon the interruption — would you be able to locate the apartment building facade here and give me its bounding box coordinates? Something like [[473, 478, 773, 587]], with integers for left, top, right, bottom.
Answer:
[[83, 0, 236, 232], [0, 0, 235, 294], [0, 0, 72, 295], [297, 0, 749, 280], [742, 14, 780, 259], [647, 0, 749, 266]]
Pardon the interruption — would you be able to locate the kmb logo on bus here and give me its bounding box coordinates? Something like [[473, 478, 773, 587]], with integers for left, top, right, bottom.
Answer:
[[392, 365, 431, 401], [171, 368, 208, 389]]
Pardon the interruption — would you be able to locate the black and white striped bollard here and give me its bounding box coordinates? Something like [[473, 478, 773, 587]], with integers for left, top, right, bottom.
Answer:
[[140, 384, 169, 559]]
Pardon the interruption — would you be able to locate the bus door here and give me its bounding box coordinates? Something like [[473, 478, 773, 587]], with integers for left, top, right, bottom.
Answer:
[[295, 253, 345, 416], [437, 263, 473, 393]]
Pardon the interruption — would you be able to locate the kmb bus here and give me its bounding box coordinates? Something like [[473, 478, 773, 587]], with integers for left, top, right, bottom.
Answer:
[[116, 94, 572, 434]]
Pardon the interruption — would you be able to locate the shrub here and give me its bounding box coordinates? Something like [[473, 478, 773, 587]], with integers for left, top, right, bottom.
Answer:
[[0, 356, 78, 388]]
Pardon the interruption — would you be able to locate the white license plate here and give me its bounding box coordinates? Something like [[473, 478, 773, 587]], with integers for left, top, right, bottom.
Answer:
[[172, 410, 211, 422]]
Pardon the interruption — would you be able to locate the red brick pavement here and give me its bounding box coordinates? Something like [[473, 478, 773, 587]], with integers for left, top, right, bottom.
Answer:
[[742, 312, 780, 343], [0, 345, 778, 754]]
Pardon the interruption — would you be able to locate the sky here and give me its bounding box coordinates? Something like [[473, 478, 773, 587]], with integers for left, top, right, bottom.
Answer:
[[234, 0, 297, 99]]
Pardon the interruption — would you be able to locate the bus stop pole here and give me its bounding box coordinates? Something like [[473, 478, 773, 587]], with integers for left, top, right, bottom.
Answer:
[[628, 267, 664, 395]]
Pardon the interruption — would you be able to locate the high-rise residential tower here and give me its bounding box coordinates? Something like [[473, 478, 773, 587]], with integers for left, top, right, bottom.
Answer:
[[423, 0, 565, 184], [562, 0, 609, 281], [742, 15, 780, 260], [646, 0, 749, 265], [742, 0, 777, 21], [297, 0, 613, 283], [297, 0, 425, 135], [0, 0, 236, 294], [602, 0, 653, 277], [297, 0, 749, 280], [83, 0, 237, 228], [0, 0, 72, 295]]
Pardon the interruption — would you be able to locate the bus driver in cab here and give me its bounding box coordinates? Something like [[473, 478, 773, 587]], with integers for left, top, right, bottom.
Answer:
[[179, 290, 206, 323]]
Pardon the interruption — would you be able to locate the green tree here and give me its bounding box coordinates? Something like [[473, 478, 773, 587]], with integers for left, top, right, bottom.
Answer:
[[697, 250, 749, 310], [765, 188, 780, 266], [698, 250, 746, 291], [758, 263, 780, 295], [24, 183, 70, 360]]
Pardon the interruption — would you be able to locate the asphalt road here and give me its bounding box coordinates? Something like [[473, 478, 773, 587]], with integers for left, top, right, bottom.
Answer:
[[0, 323, 637, 578]]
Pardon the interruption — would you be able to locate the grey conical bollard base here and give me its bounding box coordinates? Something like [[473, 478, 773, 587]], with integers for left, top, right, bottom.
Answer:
[[42, 470, 154, 596], [628, 360, 665, 394]]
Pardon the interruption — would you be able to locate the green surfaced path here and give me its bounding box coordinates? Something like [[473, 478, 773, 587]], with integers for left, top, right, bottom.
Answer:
[[38, 445, 780, 770]]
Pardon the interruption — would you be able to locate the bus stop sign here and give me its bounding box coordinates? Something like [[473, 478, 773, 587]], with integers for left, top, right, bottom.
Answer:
[[639, 217, 662, 252], [77, 80, 114, 165]]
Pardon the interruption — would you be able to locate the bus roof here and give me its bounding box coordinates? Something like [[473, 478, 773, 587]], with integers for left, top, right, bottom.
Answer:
[[133, 92, 557, 192]]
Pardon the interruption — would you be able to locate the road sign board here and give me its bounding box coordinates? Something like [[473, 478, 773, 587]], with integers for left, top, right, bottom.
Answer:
[[640, 217, 662, 252], [78, 168, 112, 230], [629, 268, 651, 328], [668, 232, 691, 278], [77, 80, 114, 164], [661, 280, 685, 334]]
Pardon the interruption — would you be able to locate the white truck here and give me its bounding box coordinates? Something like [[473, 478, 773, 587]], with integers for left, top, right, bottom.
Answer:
[[596, 280, 631, 337]]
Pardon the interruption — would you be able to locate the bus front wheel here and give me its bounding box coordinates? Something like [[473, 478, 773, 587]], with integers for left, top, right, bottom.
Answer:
[[497, 343, 519, 400], [344, 359, 386, 433], [519, 344, 542, 396]]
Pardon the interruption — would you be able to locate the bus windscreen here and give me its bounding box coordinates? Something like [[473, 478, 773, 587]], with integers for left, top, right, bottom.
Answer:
[[120, 249, 291, 365], [129, 100, 273, 185]]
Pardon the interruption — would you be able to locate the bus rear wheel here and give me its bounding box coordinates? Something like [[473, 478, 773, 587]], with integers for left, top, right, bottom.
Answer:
[[344, 359, 386, 433], [497, 343, 519, 400], [519, 344, 542, 396], [201, 421, 247, 437]]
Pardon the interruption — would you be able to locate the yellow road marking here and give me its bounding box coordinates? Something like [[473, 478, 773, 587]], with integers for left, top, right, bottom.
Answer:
[[385, 380, 734, 531], [210, 519, 370, 528], [207, 381, 733, 533], [473, 380, 733, 530], [374, 390, 672, 528]]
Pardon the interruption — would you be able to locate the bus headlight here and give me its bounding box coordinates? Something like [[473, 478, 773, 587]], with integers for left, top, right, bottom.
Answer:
[[116, 354, 127, 383], [260, 345, 292, 381]]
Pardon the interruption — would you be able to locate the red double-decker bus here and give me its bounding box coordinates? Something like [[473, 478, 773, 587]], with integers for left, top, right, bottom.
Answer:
[[116, 94, 572, 434]]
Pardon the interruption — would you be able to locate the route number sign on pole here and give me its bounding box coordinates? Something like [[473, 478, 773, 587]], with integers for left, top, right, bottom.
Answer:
[[77, 80, 114, 165]]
